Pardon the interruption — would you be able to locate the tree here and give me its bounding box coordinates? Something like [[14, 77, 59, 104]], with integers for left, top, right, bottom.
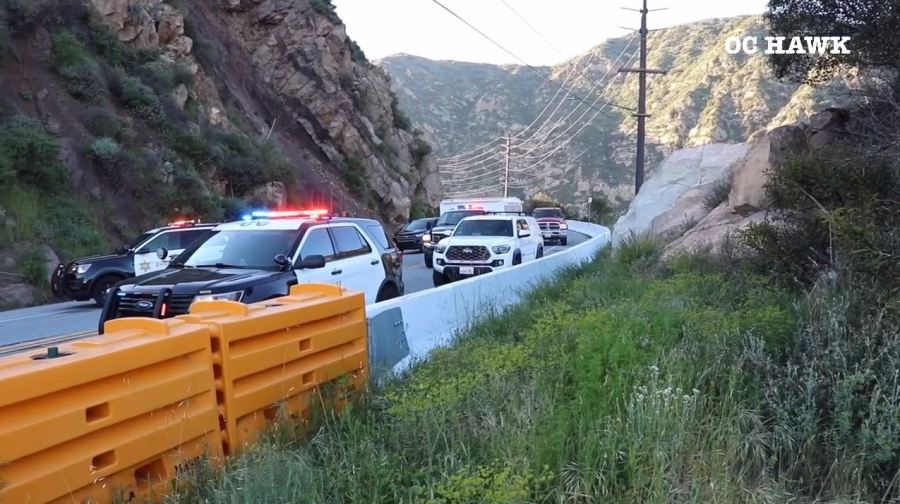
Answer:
[[765, 0, 900, 88]]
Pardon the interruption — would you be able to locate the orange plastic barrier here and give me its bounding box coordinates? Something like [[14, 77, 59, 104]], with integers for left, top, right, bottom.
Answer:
[[178, 283, 368, 456], [0, 318, 222, 504]]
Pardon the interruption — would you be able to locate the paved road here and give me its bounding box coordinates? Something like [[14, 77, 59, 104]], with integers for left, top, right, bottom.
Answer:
[[0, 231, 590, 348]]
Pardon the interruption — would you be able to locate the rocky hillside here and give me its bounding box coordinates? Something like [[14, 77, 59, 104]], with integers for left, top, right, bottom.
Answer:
[[0, 0, 439, 306], [381, 16, 862, 206]]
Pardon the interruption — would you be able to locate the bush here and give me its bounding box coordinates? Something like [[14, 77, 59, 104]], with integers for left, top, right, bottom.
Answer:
[[391, 96, 412, 131], [310, 0, 341, 24], [0, 115, 67, 192], [204, 128, 293, 196], [89, 19, 158, 71], [90, 137, 120, 161], [744, 278, 900, 500], [1, 0, 50, 31], [18, 248, 46, 285], [82, 107, 128, 139], [51, 31, 107, 103], [111, 73, 166, 128], [740, 148, 900, 287], [340, 156, 366, 194], [703, 177, 731, 211]]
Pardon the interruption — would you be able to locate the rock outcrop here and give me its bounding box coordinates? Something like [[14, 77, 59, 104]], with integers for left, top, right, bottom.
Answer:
[[84, 0, 440, 227], [612, 108, 851, 259], [611, 143, 750, 245], [211, 0, 440, 226]]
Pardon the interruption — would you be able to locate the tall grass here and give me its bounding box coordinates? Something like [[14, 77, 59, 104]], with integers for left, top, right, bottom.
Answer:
[[173, 244, 809, 503]]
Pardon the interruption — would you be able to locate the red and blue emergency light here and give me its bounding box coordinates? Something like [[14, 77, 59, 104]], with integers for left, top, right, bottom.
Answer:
[[243, 209, 331, 220]]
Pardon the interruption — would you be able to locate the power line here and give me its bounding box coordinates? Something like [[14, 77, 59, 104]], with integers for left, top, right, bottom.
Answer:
[[429, 0, 629, 121]]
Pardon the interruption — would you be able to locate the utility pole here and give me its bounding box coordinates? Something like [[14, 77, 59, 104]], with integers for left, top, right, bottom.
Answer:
[[503, 132, 511, 198], [620, 0, 667, 195]]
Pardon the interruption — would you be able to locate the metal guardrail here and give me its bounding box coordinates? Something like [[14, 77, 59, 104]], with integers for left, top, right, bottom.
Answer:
[[0, 331, 96, 358]]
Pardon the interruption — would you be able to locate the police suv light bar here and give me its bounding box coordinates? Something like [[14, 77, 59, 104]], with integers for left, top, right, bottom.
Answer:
[[167, 218, 200, 227], [247, 209, 331, 220]]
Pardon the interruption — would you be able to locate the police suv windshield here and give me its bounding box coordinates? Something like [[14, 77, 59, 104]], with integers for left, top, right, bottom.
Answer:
[[533, 208, 565, 219], [178, 230, 297, 269], [128, 232, 154, 249], [453, 219, 513, 237], [437, 211, 481, 227]]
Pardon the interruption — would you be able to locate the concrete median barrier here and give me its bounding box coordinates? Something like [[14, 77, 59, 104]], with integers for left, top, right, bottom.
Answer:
[[367, 221, 611, 377]]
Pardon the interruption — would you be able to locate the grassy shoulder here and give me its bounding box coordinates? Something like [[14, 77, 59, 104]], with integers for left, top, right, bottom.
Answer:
[[174, 242, 811, 503]]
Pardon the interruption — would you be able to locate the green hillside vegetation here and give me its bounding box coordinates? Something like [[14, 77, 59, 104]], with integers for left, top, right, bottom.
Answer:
[[0, 2, 293, 301]]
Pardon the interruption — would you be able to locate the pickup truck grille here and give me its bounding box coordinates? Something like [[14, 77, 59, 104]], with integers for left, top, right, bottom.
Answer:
[[539, 222, 561, 231], [446, 246, 490, 261]]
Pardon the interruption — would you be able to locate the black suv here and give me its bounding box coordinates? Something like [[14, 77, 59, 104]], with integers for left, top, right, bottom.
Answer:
[[423, 210, 486, 268], [99, 214, 403, 333], [51, 221, 217, 305], [394, 217, 437, 252]]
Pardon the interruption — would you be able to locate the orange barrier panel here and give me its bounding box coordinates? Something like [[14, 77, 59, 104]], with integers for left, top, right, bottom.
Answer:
[[0, 318, 222, 504], [178, 283, 368, 456]]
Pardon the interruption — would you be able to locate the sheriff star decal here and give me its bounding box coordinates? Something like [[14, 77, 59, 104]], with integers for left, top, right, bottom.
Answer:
[[139, 261, 151, 273]]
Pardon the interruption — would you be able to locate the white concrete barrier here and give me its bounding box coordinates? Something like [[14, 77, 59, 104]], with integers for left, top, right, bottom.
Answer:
[[368, 221, 611, 375]]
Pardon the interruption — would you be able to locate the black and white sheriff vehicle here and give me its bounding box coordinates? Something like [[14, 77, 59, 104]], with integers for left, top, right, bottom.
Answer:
[[51, 220, 217, 305], [98, 210, 403, 332]]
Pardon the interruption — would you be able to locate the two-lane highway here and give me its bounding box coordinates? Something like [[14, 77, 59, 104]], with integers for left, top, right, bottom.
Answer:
[[0, 232, 589, 349]]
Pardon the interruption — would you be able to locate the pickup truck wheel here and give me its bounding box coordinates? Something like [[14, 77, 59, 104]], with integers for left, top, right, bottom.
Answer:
[[561, 237, 568, 246], [536, 247, 544, 258], [432, 270, 448, 287], [424, 253, 433, 269], [512, 252, 522, 266], [92, 275, 122, 306]]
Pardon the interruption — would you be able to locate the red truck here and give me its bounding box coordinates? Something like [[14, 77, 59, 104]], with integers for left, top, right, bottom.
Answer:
[[532, 207, 568, 245]]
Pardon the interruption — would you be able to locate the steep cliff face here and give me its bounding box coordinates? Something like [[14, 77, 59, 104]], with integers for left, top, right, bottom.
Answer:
[[381, 16, 862, 207], [0, 0, 438, 306]]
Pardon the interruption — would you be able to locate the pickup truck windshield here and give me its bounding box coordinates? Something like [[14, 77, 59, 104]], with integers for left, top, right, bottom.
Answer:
[[533, 208, 565, 219], [404, 219, 430, 232], [437, 211, 481, 227], [453, 219, 513, 237], [179, 230, 297, 269]]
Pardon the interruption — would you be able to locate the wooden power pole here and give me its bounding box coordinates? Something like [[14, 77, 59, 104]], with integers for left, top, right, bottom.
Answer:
[[503, 132, 511, 198], [619, 0, 666, 195]]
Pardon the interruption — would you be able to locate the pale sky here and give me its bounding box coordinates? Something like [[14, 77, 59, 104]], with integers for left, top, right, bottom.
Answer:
[[331, 0, 769, 66]]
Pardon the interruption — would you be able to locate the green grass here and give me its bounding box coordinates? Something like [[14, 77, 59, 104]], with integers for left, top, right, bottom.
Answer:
[[173, 243, 806, 503]]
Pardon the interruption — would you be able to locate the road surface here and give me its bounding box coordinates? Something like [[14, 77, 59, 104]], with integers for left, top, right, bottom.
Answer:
[[0, 231, 589, 349]]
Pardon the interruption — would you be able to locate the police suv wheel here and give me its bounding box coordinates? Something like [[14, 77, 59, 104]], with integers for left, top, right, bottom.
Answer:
[[432, 270, 447, 287], [92, 276, 119, 306]]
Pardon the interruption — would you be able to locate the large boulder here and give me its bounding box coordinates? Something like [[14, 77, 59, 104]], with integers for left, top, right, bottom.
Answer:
[[612, 143, 750, 246], [662, 204, 767, 259]]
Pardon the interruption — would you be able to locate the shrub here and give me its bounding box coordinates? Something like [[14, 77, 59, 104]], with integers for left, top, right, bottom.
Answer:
[[1, 0, 50, 31], [703, 177, 731, 211], [391, 96, 412, 131], [740, 148, 900, 287], [744, 278, 900, 500], [410, 136, 432, 168], [90, 137, 120, 161], [349, 39, 366, 63], [310, 0, 341, 24], [0, 115, 67, 192], [51, 31, 107, 103], [18, 248, 46, 285], [204, 128, 292, 196], [82, 107, 127, 139], [111, 73, 166, 128], [340, 156, 366, 194]]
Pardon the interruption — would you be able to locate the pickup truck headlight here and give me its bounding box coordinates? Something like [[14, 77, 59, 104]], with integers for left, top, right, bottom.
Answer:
[[422, 234, 432, 243], [435, 245, 447, 254], [560, 223, 568, 230], [195, 290, 244, 302], [75, 264, 92, 274], [492, 245, 511, 254]]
